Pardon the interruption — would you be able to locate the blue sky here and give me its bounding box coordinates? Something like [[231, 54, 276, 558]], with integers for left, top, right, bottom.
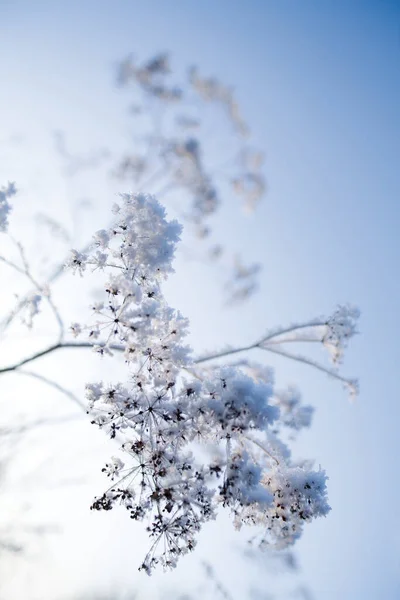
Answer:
[[0, 2, 400, 599]]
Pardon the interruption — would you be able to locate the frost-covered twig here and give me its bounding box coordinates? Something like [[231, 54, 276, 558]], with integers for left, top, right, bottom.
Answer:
[[64, 192, 332, 573], [0, 183, 358, 575], [0, 341, 124, 375], [194, 307, 359, 397]]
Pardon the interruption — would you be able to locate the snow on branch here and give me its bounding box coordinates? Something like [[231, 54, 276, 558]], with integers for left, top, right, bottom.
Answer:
[[66, 192, 333, 574]]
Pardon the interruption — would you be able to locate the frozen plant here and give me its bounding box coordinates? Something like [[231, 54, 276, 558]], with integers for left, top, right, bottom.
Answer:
[[62, 191, 356, 574], [0, 183, 359, 577], [0, 52, 360, 599]]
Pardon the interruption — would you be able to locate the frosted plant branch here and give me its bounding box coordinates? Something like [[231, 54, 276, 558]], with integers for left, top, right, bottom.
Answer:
[[0, 166, 180, 335], [194, 307, 359, 397], [0, 186, 358, 574], [63, 191, 334, 574], [0, 239, 90, 335], [0, 341, 124, 375], [194, 342, 257, 364], [259, 345, 359, 397], [11, 234, 64, 338], [1, 53, 267, 337], [0, 223, 64, 339]]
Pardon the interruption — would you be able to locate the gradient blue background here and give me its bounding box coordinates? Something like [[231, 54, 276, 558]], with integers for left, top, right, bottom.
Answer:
[[0, 1, 399, 599]]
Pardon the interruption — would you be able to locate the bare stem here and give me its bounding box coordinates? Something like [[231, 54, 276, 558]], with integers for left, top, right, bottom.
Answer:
[[259, 345, 355, 388], [242, 433, 280, 466], [0, 323, 356, 395], [194, 343, 257, 365], [18, 369, 86, 410], [193, 320, 357, 392], [1, 235, 65, 341]]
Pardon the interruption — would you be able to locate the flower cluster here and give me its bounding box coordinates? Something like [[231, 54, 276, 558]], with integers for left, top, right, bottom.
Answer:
[[67, 192, 331, 573], [117, 53, 181, 101], [323, 304, 360, 364], [272, 386, 314, 433], [236, 466, 330, 548]]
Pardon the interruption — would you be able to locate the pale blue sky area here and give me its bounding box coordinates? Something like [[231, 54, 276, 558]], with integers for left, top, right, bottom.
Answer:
[[0, 2, 399, 599]]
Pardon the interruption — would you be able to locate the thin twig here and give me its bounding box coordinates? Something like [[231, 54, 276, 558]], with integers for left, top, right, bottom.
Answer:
[[242, 433, 280, 466], [18, 369, 86, 410], [255, 320, 327, 347], [0, 413, 83, 438], [1, 236, 65, 341], [0, 341, 124, 375], [193, 322, 356, 391], [260, 345, 355, 388], [194, 343, 256, 365]]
